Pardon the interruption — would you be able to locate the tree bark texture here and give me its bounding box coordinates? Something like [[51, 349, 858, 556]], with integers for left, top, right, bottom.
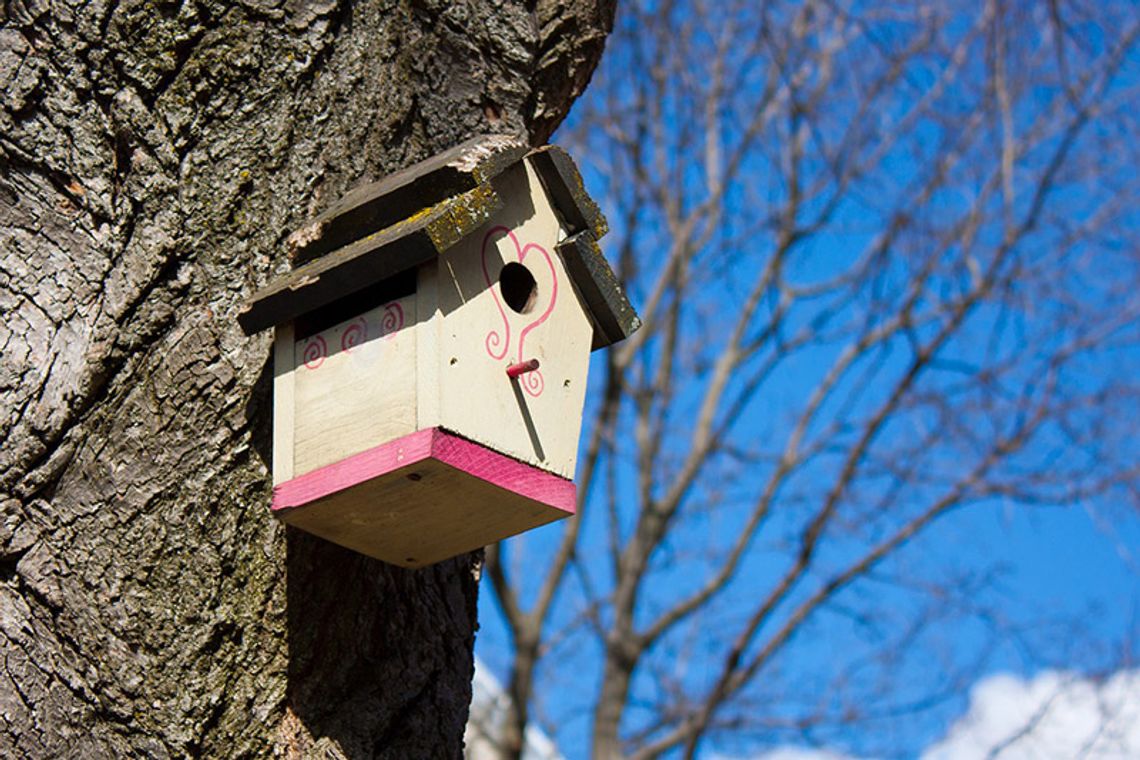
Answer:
[[0, 0, 613, 757]]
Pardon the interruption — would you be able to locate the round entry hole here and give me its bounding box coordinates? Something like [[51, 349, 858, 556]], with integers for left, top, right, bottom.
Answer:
[[500, 262, 537, 314]]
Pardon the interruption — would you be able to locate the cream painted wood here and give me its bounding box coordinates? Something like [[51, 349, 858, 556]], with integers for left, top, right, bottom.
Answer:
[[272, 322, 296, 486], [291, 293, 418, 477], [435, 161, 594, 479], [415, 261, 442, 430]]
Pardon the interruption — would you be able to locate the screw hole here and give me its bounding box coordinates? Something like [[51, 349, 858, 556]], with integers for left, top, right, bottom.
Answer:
[[499, 262, 537, 314], [407, 473, 422, 482]]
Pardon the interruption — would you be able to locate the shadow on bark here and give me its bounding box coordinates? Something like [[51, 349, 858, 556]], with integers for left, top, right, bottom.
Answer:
[[285, 534, 479, 757]]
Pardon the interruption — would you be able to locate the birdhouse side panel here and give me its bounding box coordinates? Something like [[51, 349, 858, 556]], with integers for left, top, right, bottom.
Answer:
[[435, 161, 593, 479], [289, 294, 418, 478]]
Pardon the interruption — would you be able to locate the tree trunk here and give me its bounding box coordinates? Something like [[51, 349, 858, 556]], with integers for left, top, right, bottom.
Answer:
[[0, 0, 612, 757]]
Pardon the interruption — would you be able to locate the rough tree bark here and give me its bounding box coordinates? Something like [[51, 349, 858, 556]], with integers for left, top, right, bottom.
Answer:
[[0, 0, 613, 757]]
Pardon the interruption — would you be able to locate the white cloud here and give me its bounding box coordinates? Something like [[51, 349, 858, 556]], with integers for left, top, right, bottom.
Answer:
[[922, 669, 1140, 760], [466, 666, 1140, 759], [745, 749, 854, 760], [726, 669, 1140, 760], [466, 658, 565, 760]]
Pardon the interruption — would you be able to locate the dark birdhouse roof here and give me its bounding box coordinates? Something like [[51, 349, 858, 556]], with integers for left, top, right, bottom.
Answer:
[[237, 134, 640, 350]]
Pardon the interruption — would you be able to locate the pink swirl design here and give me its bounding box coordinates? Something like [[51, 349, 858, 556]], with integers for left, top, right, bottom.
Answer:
[[481, 226, 558, 397], [380, 301, 404, 339], [514, 244, 556, 397], [519, 368, 544, 397], [340, 317, 368, 353], [302, 335, 327, 370]]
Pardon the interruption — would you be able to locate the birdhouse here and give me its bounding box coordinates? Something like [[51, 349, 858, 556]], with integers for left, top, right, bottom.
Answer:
[[239, 135, 639, 567]]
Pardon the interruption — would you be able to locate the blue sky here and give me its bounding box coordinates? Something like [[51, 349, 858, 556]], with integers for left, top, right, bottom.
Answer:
[[473, 1, 1140, 757], [475, 398, 1140, 756]]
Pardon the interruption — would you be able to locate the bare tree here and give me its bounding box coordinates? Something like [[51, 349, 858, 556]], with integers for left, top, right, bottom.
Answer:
[[0, 1, 613, 757], [481, 0, 1140, 757]]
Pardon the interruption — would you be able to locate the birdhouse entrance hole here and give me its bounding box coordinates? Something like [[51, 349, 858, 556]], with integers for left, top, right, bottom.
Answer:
[[499, 262, 538, 314]]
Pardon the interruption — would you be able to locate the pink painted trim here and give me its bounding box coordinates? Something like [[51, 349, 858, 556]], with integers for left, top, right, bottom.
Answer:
[[429, 429, 576, 514], [272, 428, 576, 515], [273, 428, 436, 510]]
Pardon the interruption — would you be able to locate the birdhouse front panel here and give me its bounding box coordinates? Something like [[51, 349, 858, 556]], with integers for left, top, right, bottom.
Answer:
[[433, 159, 594, 480]]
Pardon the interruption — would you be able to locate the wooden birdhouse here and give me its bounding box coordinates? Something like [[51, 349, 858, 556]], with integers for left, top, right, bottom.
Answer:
[[239, 135, 639, 567]]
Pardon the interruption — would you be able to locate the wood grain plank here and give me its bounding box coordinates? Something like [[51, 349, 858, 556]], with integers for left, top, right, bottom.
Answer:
[[527, 145, 609, 240], [416, 260, 442, 430], [291, 293, 418, 476]]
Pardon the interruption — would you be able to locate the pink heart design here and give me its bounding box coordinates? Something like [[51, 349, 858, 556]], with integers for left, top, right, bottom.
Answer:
[[481, 225, 558, 396]]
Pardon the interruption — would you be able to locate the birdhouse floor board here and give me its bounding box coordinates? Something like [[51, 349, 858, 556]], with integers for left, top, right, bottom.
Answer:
[[271, 427, 576, 567]]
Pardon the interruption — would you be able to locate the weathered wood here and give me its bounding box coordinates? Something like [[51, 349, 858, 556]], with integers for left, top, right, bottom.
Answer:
[[238, 184, 502, 336], [264, 149, 625, 498], [274, 428, 576, 568], [270, 160, 595, 558], [242, 144, 642, 357], [288, 135, 528, 266], [415, 261, 444, 432], [528, 146, 642, 349], [244, 142, 641, 364], [528, 145, 609, 240], [558, 230, 643, 350]]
